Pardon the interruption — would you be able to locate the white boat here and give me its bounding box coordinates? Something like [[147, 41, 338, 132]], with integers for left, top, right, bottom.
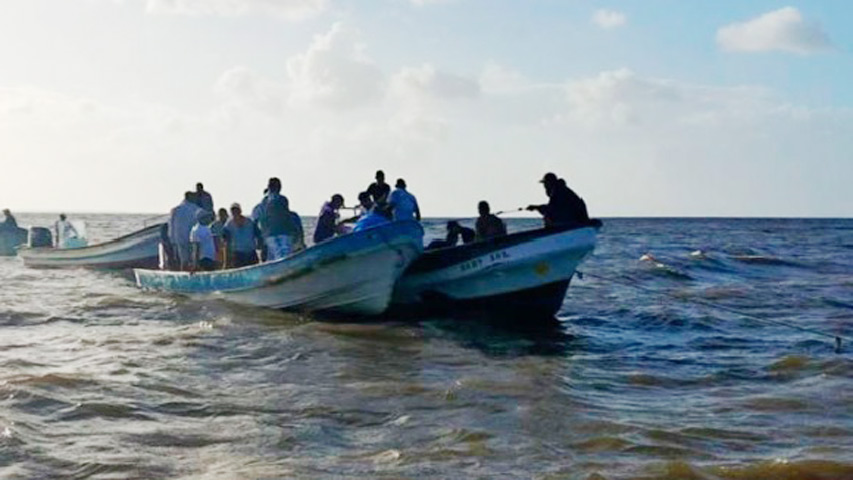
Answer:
[[134, 221, 424, 316], [392, 223, 600, 318], [18, 224, 163, 269]]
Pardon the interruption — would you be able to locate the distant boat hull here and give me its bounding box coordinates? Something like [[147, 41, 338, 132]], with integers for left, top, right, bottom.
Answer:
[[392, 224, 598, 319], [18, 224, 162, 269], [0, 227, 28, 256], [134, 221, 424, 317]]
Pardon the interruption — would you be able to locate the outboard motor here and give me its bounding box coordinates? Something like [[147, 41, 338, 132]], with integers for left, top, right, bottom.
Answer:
[[28, 227, 53, 248]]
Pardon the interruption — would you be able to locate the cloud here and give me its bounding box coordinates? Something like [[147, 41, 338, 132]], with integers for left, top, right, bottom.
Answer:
[[716, 7, 832, 54], [286, 23, 385, 109], [592, 9, 627, 29], [143, 0, 327, 20], [390, 64, 480, 102]]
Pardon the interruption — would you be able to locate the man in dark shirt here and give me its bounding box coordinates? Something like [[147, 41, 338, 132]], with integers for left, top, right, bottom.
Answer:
[[196, 182, 214, 213], [1, 209, 17, 230], [366, 170, 391, 205], [475, 201, 507, 240], [526, 173, 590, 227], [314, 194, 344, 244], [427, 221, 475, 249]]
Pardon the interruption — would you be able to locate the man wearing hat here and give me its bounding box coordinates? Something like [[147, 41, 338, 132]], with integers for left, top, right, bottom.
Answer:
[[526, 172, 590, 227]]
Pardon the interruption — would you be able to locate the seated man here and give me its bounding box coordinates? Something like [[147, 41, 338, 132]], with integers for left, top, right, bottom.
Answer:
[[223, 203, 261, 269], [427, 221, 475, 249], [526, 172, 590, 227], [314, 194, 345, 244], [190, 210, 218, 271], [475, 201, 507, 240]]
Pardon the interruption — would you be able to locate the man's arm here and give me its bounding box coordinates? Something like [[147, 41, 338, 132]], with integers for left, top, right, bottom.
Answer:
[[414, 198, 421, 222]]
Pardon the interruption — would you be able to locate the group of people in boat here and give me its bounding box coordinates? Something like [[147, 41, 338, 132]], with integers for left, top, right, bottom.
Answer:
[[1, 209, 82, 248], [163, 170, 590, 272]]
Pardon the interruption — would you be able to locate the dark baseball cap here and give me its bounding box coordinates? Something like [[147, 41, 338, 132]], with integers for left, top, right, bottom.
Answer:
[[540, 172, 558, 183]]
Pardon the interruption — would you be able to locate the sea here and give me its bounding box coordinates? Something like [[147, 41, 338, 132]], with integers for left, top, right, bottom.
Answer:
[[1, 214, 851, 480]]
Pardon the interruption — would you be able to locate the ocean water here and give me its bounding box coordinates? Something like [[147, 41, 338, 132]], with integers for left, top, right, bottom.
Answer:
[[1, 214, 851, 479]]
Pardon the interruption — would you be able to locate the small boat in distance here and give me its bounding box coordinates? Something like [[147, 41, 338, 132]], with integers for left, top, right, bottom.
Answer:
[[18, 224, 163, 269], [392, 222, 600, 319], [0, 227, 28, 256], [134, 221, 424, 317]]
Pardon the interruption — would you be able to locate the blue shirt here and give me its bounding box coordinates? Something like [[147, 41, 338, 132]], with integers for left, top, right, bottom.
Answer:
[[389, 188, 419, 221]]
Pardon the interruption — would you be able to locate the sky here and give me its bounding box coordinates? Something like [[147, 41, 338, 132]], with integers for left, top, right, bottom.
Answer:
[[0, 0, 851, 217]]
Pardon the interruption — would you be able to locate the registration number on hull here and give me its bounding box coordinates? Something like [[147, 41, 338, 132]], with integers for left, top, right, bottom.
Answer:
[[459, 250, 510, 273]]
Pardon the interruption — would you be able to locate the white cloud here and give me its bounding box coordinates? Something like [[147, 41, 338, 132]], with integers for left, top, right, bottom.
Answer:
[[285, 23, 385, 109], [143, 0, 327, 20], [390, 64, 480, 102], [716, 7, 832, 54], [592, 9, 627, 29]]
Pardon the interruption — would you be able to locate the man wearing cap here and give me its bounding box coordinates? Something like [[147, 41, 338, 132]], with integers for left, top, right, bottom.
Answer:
[[168, 191, 204, 270], [388, 178, 421, 222], [526, 173, 590, 227], [190, 210, 218, 271], [314, 194, 345, 244], [223, 203, 261, 268]]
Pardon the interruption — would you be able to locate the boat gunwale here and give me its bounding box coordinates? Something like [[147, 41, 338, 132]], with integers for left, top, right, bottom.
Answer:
[[407, 221, 600, 274], [18, 223, 165, 258]]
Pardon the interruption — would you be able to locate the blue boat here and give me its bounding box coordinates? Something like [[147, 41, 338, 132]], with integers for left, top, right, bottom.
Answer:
[[135, 220, 424, 316]]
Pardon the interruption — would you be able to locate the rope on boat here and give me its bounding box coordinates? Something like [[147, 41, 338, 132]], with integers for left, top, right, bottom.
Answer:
[[576, 270, 849, 354]]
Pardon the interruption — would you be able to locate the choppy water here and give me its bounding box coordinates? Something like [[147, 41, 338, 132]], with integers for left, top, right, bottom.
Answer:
[[1, 214, 851, 479]]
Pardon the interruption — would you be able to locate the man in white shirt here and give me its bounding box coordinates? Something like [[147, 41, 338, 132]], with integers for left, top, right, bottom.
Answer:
[[169, 192, 203, 270], [388, 178, 421, 222], [54, 214, 79, 248], [190, 210, 218, 271]]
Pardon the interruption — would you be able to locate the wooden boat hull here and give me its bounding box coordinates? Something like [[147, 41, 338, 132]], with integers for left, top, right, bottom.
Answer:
[[0, 227, 28, 256], [18, 224, 162, 269], [134, 221, 424, 317], [392, 224, 598, 318]]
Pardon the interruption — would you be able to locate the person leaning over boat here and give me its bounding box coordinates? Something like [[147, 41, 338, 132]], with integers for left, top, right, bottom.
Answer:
[[1, 209, 17, 230], [255, 177, 300, 261], [526, 172, 590, 227], [169, 191, 203, 270], [190, 210, 218, 271], [388, 178, 421, 222], [475, 201, 507, 240], [222, 203, 261, 268], [54, 214, 80, 248], [353, 203, 392, 232], [314, 194, 345, 244], [427, 221, 475, 249], [366, 170, 391, 205], [195, 182, 214, 213]]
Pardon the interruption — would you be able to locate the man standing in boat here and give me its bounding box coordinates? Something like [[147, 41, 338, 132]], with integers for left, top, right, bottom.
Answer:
[[388, 178, 421, 222], [255, 177, 299, 261], [190, 210, 218, 271], [1, 209, 17, 230], [366, 170, 391, 205], [526, 173, 590, 227], [169, 191, 203, 270], [223, 203, 261, 268], [195, 182, 214, 213], [54, 214, 80, 248]]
